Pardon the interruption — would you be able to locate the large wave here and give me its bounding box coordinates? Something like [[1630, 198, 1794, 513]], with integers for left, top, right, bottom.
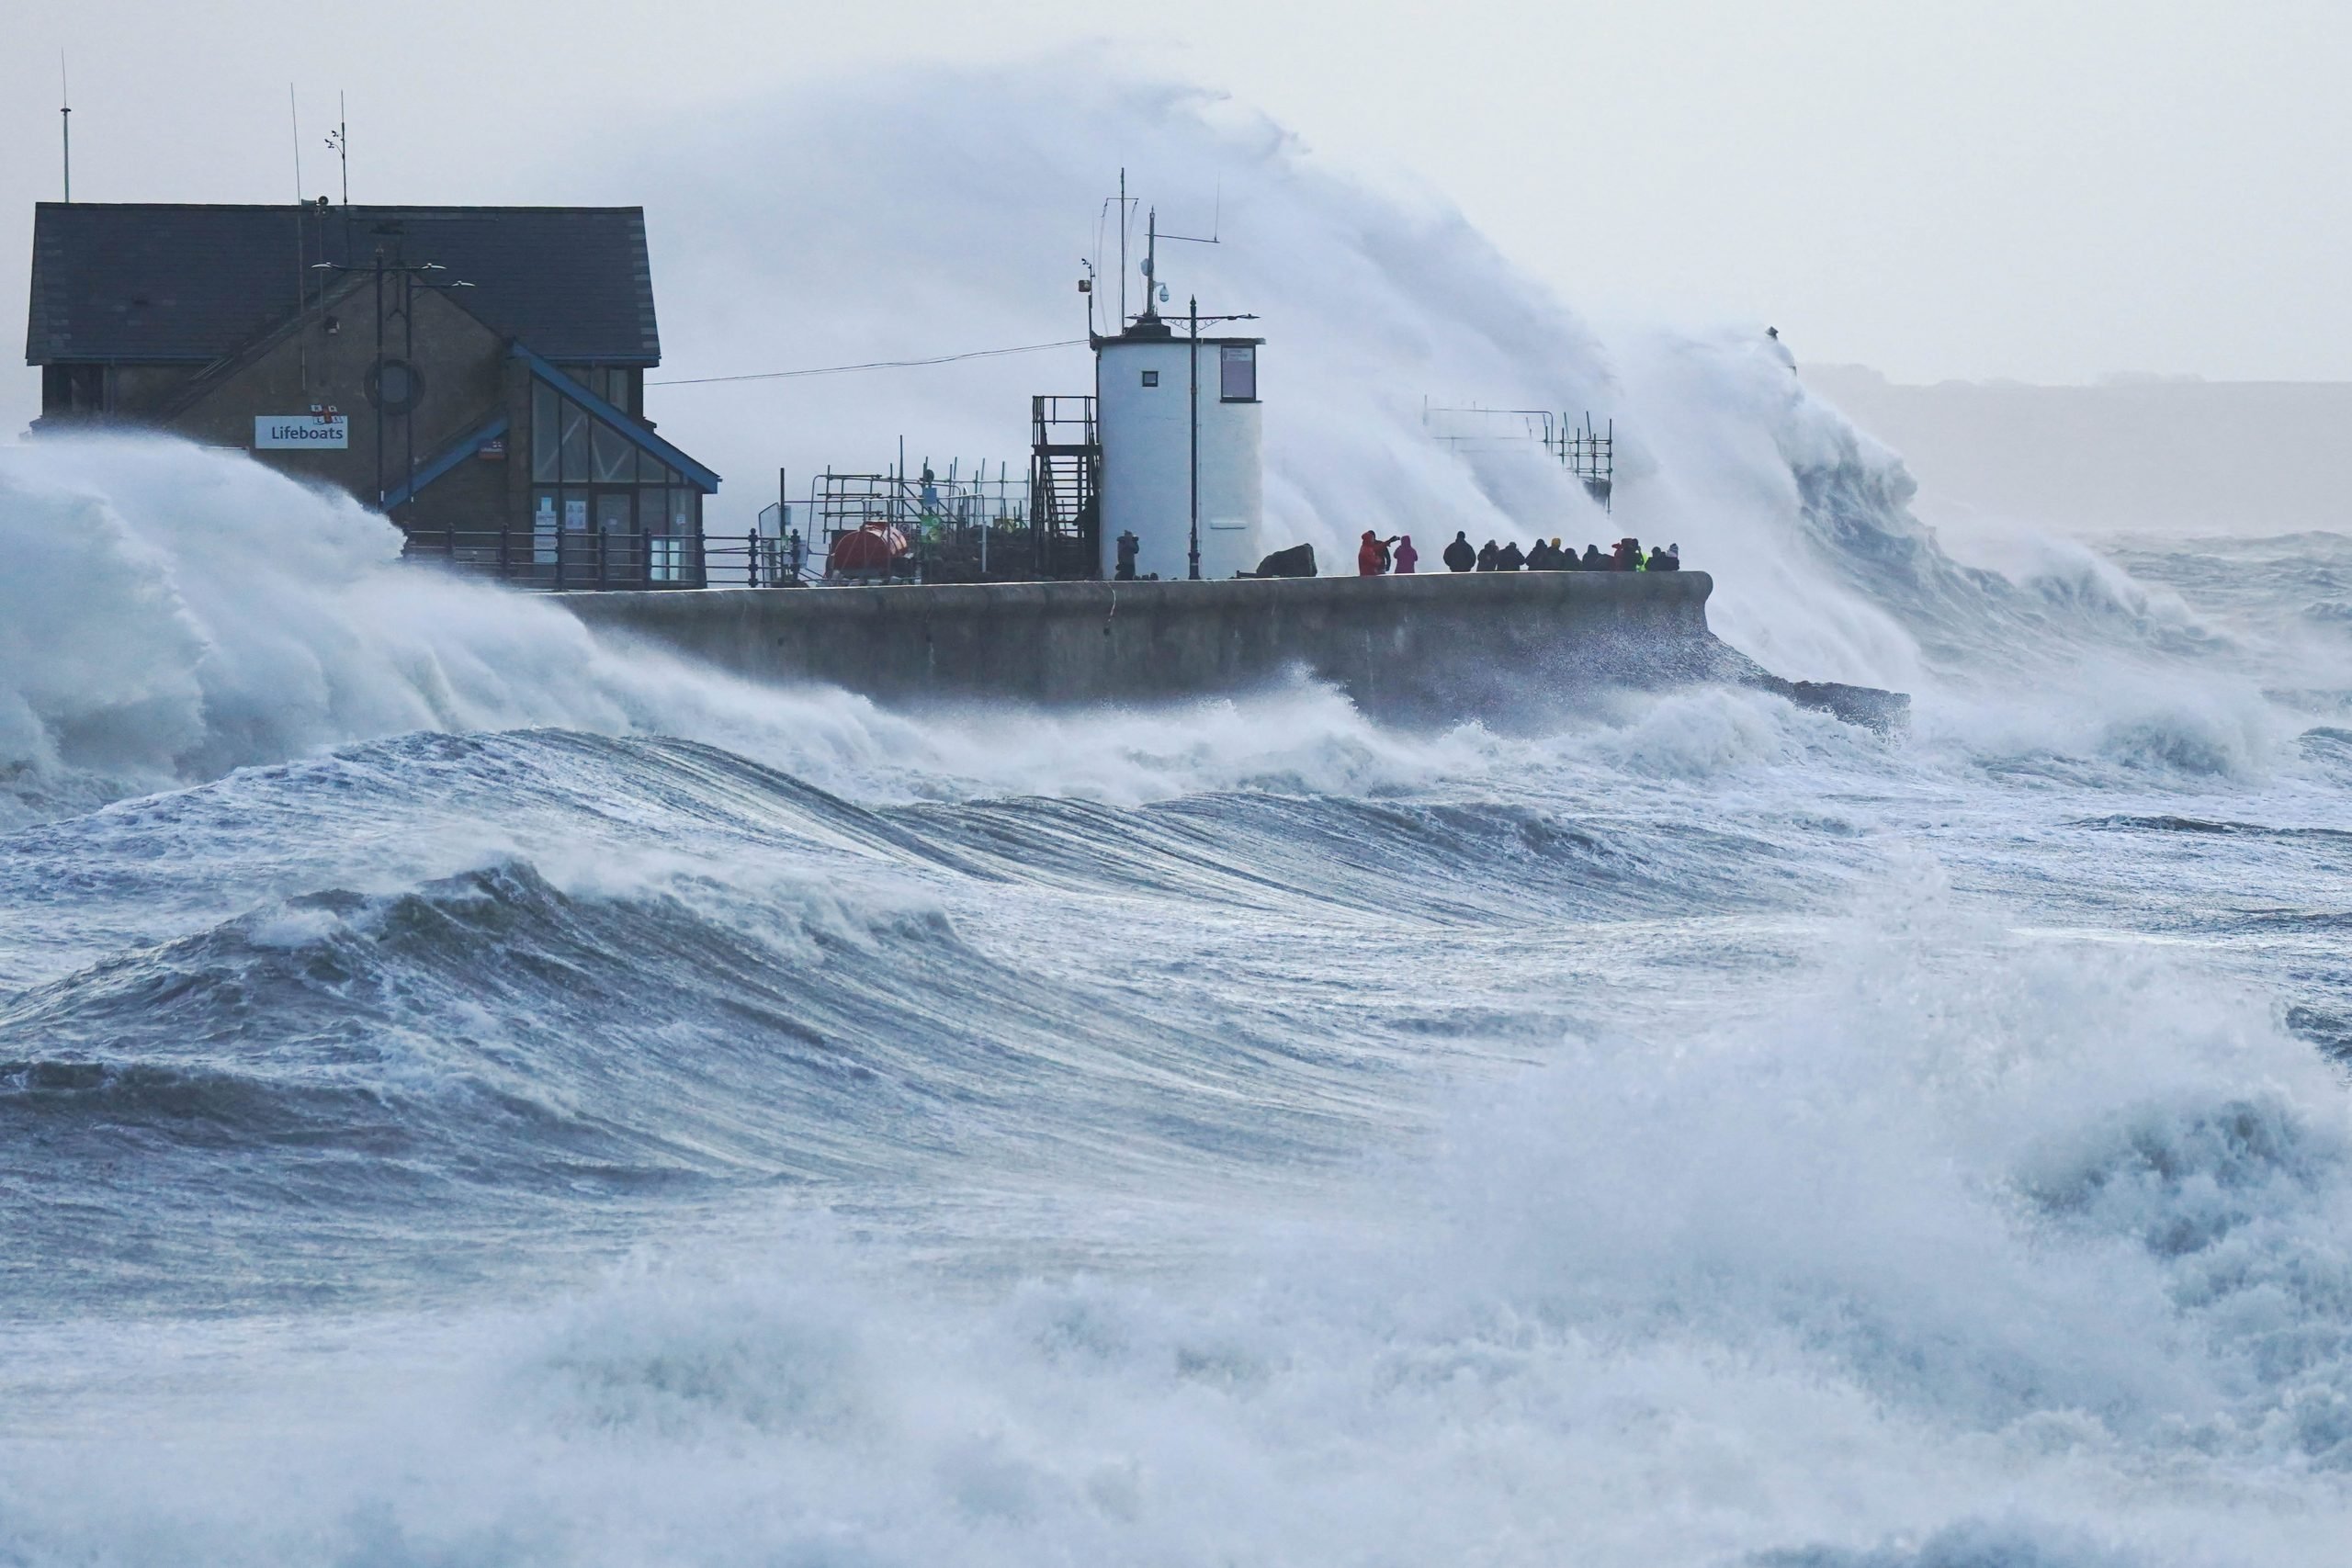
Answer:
[[0, 436, 686, 822], [7, 65, 2337, 827], [0, 439, 1566, 829], [6, 65, 2352, 1568], [0, 721, 1873, 1280], [5, 862, 2349, 1565], [10, 66, 2341, 844], [626, 66, 1937, 689]]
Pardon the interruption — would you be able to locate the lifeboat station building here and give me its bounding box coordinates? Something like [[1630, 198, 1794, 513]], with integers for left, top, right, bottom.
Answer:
[[24, 202, 719, 587]]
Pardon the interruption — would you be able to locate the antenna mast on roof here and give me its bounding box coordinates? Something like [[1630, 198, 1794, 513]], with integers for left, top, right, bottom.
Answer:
[[59, 54, 71, 203], [326, 92, 347, 206], [1147, 195, 1221, 307], [290, 86, 308, 393], [1139, 207, 1156, 316]]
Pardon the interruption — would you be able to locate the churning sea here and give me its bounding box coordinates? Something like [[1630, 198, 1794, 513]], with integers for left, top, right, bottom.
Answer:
[[3, 431, 2351, 1567]]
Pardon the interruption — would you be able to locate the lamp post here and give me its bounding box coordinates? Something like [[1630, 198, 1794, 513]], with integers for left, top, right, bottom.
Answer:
[[1178, 299, 1259, 582], [1187, 294, 1201, 582]]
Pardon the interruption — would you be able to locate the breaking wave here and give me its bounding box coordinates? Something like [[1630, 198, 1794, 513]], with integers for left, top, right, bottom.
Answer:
[[4, 61, 2352, 1568], [6, 850, 2351, 1564]]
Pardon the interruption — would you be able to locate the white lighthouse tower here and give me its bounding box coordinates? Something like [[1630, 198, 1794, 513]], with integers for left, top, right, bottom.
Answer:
[[1092, 211, 1262, 581]]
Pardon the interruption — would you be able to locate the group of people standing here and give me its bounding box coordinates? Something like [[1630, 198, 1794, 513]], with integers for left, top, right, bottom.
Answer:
[[1357, 531, 1679, 576]]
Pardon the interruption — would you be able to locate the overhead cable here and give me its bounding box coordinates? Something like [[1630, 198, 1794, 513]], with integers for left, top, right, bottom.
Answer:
[[648, 339, 1089, 388]]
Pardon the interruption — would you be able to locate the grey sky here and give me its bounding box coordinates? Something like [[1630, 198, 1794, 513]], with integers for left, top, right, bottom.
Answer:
[[7, 0, 2348, 447]]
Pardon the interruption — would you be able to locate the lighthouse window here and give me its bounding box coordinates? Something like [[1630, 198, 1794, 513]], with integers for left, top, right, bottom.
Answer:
[[1141, 369, 1159, 388], [1219, 344, 1256, 402]]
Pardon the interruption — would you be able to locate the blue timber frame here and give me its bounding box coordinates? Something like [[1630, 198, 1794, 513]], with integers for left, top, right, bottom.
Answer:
[[512, 343, 721, 492], [378, 344, 721, 513]]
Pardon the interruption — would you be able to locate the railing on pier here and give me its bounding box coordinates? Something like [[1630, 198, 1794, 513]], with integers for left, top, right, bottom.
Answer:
[[398, 507, 1045, 591], [398, 434, 1113, 590], [398, 526, 772, 590]]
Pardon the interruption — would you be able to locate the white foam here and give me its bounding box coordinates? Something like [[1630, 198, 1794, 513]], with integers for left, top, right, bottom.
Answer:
[[3, 875, 2346, 1565], [627, 65, 1937, 693], [0, 437, 1531, 827]]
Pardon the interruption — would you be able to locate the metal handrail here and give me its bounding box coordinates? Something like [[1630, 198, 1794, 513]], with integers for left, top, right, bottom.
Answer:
[[396, 518, 1042, 591]]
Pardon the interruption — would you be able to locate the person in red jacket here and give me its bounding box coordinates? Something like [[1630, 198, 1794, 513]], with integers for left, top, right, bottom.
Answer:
[[1357, 530, 1400, 575]]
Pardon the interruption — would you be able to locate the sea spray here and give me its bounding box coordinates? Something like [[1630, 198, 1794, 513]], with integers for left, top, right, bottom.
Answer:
[[6, 67, 2352, 1568]]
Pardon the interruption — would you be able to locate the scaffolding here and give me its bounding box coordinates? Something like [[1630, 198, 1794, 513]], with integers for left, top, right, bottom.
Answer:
[[1420, 401, 1615, 513], [1566, 413, 1613, 512], [786, 462, 1029, 583], [730, 389, 1104, 586]]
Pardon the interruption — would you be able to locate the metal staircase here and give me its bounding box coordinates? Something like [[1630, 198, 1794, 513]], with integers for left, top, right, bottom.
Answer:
[[1029, 394, 1101, 579]]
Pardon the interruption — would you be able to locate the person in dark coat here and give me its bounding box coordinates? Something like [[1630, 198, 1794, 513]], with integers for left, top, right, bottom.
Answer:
[[1476, 540, 1500, 571], [1442, 531, 1476, 572], [1525, 538, 1556, 570], [1664, 543, 1681, 570], [1645, 545, 1673, 571], [1580, 544, 1607, 570], [1496, 540, 1526, 571]]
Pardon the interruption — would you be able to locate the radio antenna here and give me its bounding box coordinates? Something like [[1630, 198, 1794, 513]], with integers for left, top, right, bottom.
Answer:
[[289, 85, 304, 202], [326, 91, 348, 205], [59, 54, 71, 203]]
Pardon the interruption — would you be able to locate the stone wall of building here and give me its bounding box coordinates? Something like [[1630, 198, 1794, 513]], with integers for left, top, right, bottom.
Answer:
[[112, 366, 203, 414], [405, 443, 514, 536], [164, 279, 510, 516]]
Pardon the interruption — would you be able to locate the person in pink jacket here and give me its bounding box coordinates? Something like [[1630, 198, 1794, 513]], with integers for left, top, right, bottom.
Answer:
[[1393, 536, 1419, 574]]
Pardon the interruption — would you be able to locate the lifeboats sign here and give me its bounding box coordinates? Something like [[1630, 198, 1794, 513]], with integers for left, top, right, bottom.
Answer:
[[254, 414, 349, 450]]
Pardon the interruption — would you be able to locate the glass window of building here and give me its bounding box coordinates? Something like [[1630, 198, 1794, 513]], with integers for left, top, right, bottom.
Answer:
[[592, 420, 637, 483], [1219, 345, 1256, 402], [559, 399, 591, 481], [532, 384, 560, 481]]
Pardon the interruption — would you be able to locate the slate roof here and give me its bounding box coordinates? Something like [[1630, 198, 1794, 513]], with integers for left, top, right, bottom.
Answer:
[[27, 204, 662, 366]]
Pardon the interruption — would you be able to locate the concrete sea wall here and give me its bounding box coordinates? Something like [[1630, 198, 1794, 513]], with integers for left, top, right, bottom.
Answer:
[[560, 570, 1736, 718]]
